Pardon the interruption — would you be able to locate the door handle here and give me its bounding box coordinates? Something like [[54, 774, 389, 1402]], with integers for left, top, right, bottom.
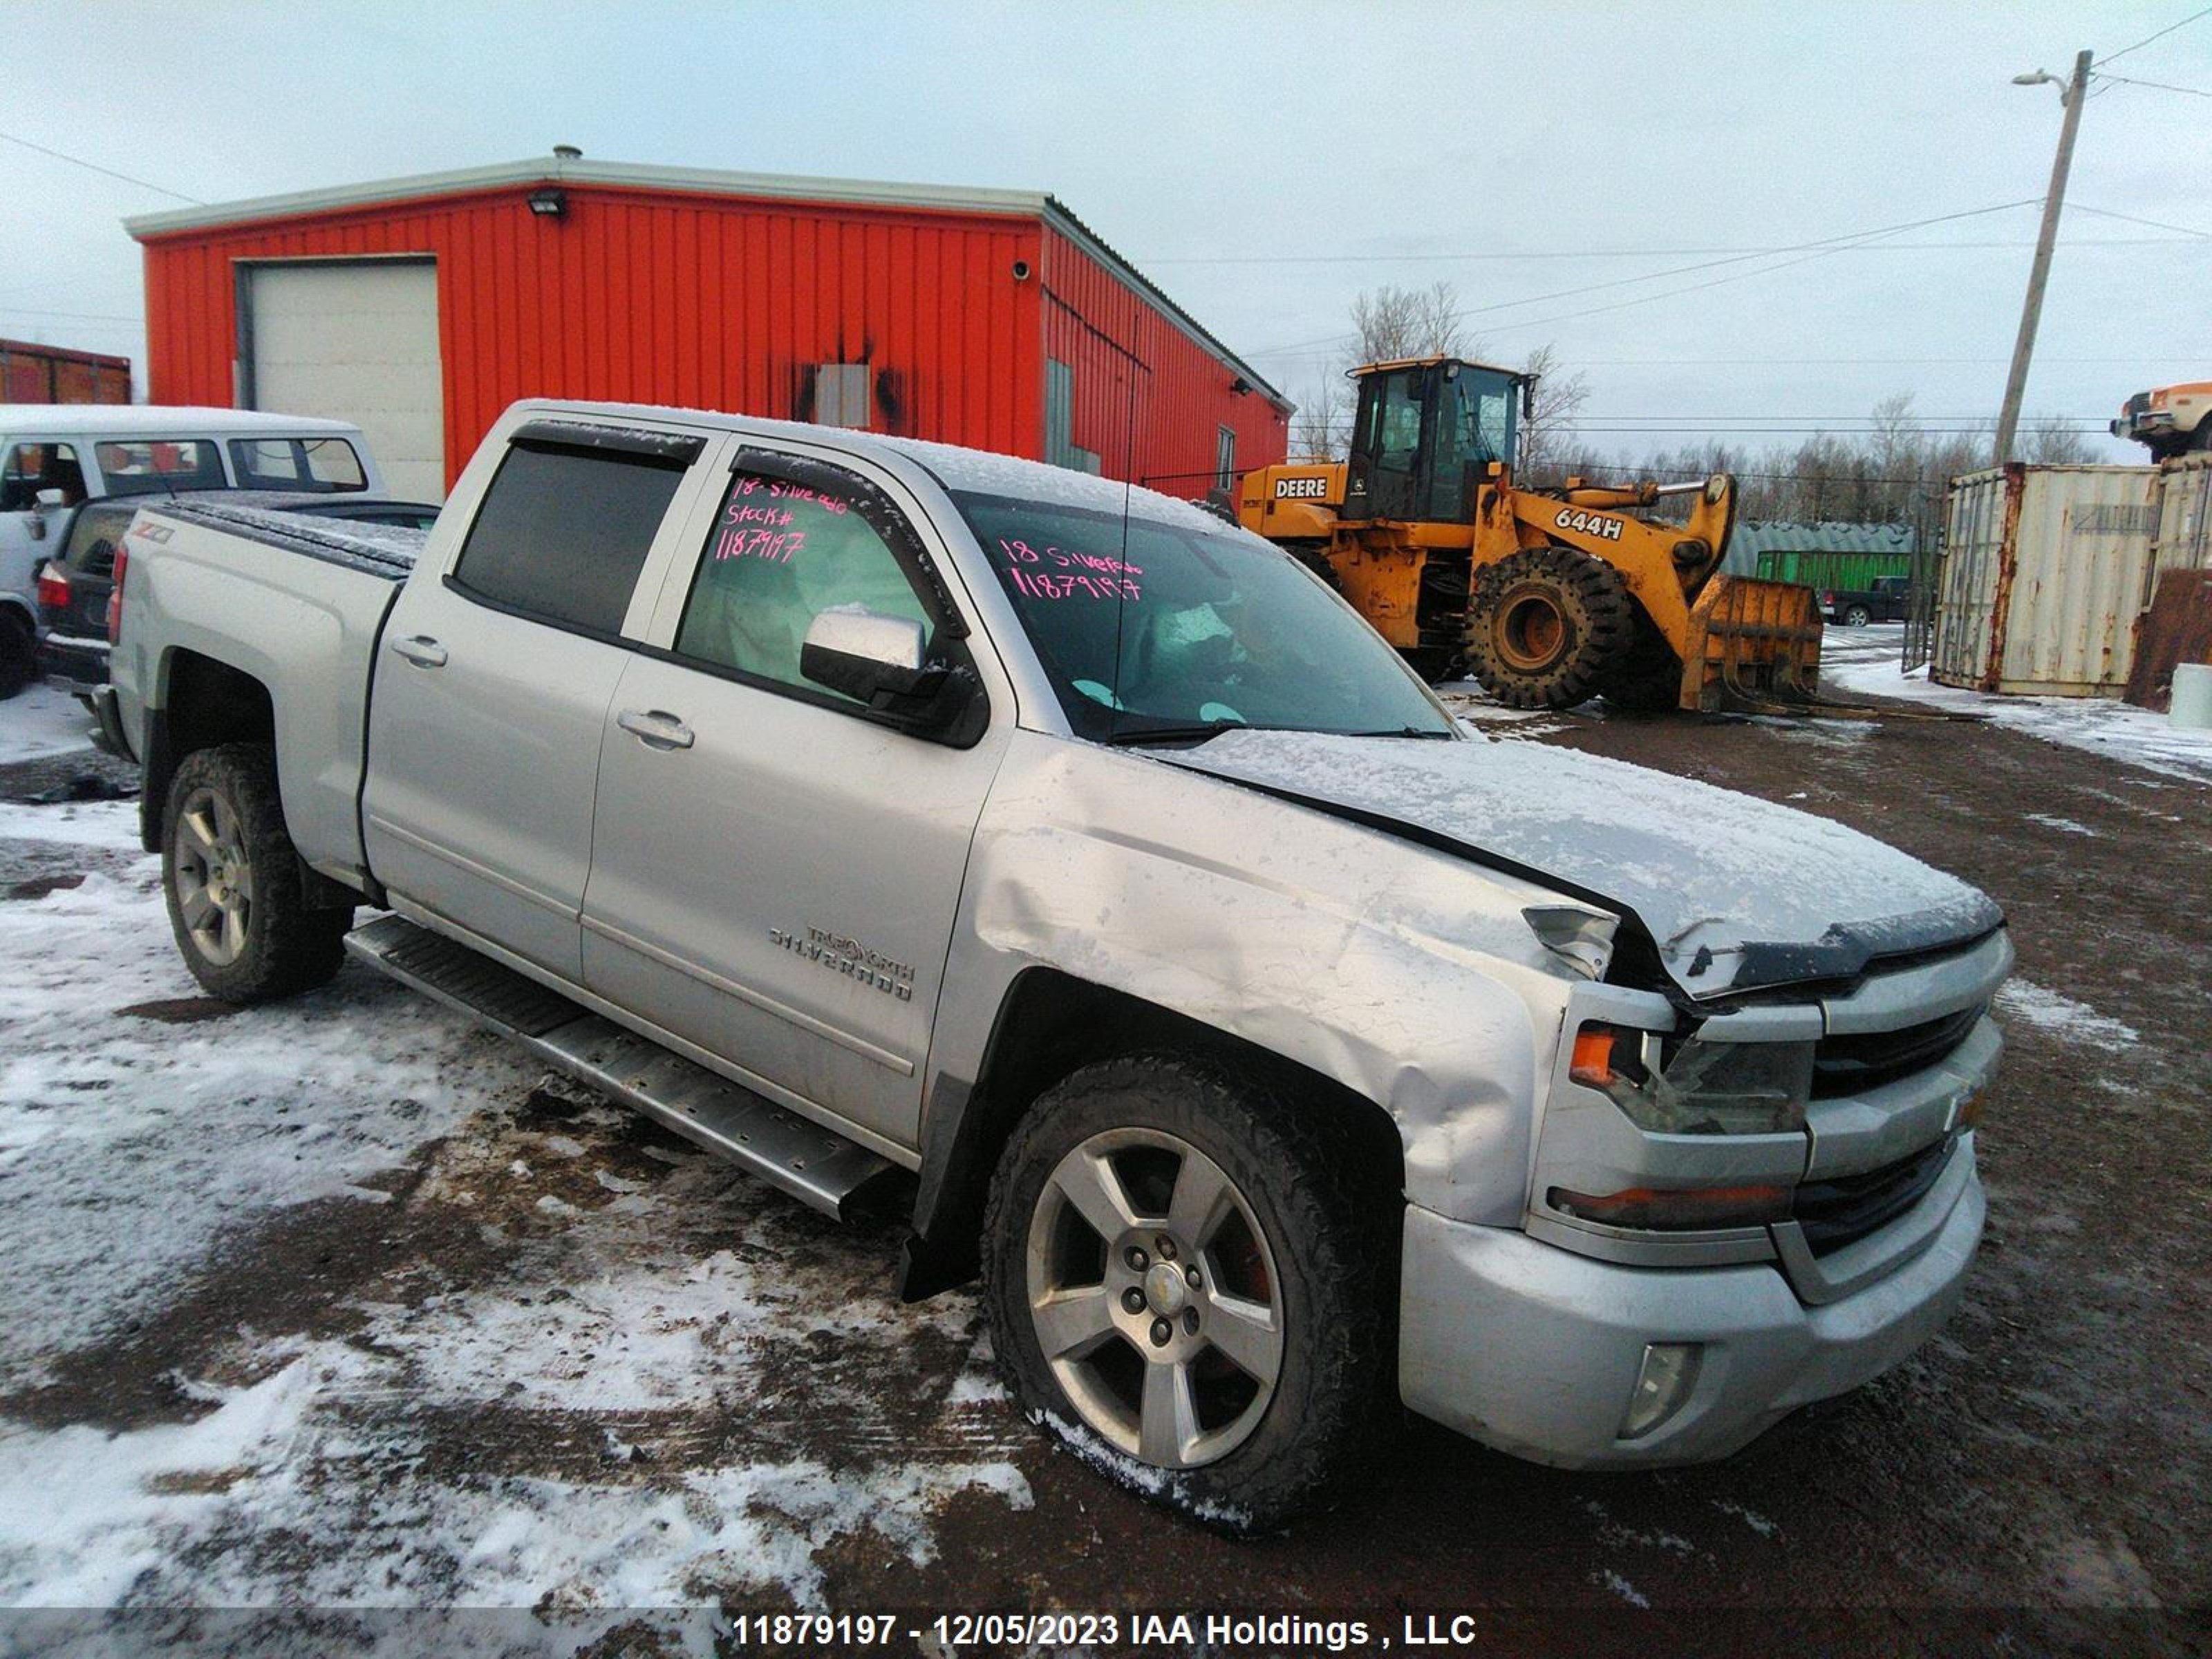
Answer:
[[617, 708, 695, 751], [391, 635, 448, 668]]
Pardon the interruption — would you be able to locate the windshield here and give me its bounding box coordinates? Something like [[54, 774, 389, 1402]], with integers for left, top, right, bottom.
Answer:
[[952, 490, 1454, 742]]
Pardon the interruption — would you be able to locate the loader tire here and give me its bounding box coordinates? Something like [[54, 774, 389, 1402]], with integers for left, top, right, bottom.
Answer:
[[1280, 538, 1342, 591], [1602, 612, 1686, 713], [1466, 545, 1633, 710]]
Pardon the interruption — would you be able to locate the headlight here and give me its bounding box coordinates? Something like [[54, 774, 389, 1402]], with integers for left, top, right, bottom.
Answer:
[[1571, 1023, 1814, 1136]]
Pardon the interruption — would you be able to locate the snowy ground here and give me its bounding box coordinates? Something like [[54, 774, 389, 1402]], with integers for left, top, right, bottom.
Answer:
[[0, 684, 97, 765], [0, 800, 1028, 1647], [1821, 625, 2212, 785]]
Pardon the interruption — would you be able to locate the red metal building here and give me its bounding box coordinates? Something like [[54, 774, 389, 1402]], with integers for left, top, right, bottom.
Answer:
[[126, 153, 1290, 502]]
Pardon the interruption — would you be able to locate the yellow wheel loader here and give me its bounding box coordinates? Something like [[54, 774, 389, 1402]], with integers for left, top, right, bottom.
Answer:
[[1237, 356, 1828, 713]]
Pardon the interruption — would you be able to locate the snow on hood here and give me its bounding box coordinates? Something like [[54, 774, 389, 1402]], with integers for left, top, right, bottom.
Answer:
[[1170, 729, 2002, 998]]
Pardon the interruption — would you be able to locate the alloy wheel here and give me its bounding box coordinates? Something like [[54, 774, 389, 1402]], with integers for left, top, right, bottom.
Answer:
[[1025, 1127, 1285, 1469]]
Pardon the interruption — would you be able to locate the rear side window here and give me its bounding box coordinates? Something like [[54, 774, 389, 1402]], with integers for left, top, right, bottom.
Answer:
[[93, 440, 225, 495], [450, 442, 686, 636], [229, 437, 368, 492], [0, 442, 86, 510]]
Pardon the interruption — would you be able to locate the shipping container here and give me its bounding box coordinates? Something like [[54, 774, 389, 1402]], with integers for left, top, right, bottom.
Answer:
[[126, 155, 1289, 500], [1933, 464, 2162, 696], [1720, 521, 1915, 592], [1753, 548, 1914, 591], [0, 338, 131, 405], [2152, 453, 2212, 578]]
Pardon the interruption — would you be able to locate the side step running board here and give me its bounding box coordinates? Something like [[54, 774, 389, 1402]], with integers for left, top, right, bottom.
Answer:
[[344, 915, 901, 1219]]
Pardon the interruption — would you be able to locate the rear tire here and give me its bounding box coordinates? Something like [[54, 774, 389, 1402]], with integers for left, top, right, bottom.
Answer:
[[0, 610, 33, 700], [1844, 604, 1872, 628], [983, 1053, 1398, 1530], [162, 744, 352, 1003], [1465, 545, 1633, 709]]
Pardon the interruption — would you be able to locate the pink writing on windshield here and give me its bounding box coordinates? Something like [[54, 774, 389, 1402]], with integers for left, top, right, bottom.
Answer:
[[1005, 567, 1141, 603], [998, 538, 1142, 578]]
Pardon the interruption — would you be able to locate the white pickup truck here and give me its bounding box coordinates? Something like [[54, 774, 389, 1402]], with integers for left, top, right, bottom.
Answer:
[[102, 401, 2008, 1526]]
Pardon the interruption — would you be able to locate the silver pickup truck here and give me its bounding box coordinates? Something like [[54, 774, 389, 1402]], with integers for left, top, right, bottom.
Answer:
[[100, 401, 2008, 1527]]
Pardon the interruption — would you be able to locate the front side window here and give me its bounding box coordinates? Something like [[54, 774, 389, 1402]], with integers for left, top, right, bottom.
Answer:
[[93, 440, 225, 495], [0, 442, 86, 511], [229, 437, 368, 492], [450, 442, 685, 636], [954, 491, 1451, 742], [675, 467, 932, 700]]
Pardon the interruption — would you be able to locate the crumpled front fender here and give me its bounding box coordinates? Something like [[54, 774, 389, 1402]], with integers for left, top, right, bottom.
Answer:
[[932, 733, 1584, 1225]]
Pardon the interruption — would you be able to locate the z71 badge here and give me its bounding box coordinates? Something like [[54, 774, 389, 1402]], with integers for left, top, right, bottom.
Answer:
[[1273, 476, 1331, 500], [1554, 507, 1623, 542]]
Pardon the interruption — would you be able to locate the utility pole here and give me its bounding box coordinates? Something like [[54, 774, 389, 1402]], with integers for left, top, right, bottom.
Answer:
[[1994, 48, 2092, 464]]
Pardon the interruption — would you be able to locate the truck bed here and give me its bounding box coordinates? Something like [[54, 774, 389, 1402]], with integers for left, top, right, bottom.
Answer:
[[118, 500, 432, 891], [142, 498, 428, 579]]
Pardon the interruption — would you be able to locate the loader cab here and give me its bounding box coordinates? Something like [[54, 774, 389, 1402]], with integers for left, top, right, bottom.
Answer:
[[1343, 357, 1527, 525]]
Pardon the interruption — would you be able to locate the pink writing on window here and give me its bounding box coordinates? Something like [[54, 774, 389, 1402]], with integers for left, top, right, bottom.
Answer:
[[730, 475, 851, 515], [715, 527, 807, 564]]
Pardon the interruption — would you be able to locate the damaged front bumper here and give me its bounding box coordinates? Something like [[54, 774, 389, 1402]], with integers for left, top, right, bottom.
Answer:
[[1396, 1136, 1983, 1468]]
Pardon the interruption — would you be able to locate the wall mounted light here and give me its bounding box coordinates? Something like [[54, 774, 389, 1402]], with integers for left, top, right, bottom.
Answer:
[[527, 188, 568, 218], [1229, 376, 1252, 396]]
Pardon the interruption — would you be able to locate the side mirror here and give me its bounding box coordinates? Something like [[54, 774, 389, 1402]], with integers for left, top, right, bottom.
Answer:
[[27, 487, 66, 541], [801, 608, 928, 696], [800, 607, 980, 739]]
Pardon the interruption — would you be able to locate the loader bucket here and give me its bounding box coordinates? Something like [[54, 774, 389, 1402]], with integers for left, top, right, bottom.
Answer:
[[1678, 577, 1825, 713]]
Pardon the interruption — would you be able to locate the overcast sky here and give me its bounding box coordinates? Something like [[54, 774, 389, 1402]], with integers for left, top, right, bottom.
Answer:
[[7, 1, 2207, 461]]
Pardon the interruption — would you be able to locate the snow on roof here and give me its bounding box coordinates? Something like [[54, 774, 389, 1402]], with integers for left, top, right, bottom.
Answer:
[[0, 404, 364, 438], [529, 400, 1237, 534]]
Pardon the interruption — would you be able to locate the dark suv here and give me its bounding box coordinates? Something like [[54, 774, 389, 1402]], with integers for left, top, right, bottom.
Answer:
[[34, 491, 438, 689]]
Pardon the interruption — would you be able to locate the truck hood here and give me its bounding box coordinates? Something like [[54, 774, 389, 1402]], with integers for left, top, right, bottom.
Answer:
[[1169, 729, 2002, 998]]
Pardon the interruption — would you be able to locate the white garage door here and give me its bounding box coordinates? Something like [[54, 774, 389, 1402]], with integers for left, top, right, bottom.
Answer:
[[246, 261, 445, 501]]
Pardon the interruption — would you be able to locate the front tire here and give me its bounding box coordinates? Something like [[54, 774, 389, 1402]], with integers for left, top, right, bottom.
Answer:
[[983, 1053, 1397, 1530], [162, 744, 351, 1002], [1465, 545, 1633, 709]]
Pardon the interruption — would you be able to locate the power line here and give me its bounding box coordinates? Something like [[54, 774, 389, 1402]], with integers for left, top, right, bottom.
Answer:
[[0, 307, 143, 323], [2072, 203, 2212, 238], [0, 130, 203, 204], [2099, 3, 2212, 64], [2090, 69, 2212, 95], [1148, 237, 2197, 267], [1246, 198, 2041, 357]]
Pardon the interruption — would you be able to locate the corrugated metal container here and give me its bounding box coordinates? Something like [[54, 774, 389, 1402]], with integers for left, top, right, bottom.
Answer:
[[2152, 453, 2212, 576], [1, 337, 131, 404], [1721, 521, 1915, 589], [127, 156, 1289, 495], [1753, 547, 1913, 590], [1933, 464, 2162, 696]]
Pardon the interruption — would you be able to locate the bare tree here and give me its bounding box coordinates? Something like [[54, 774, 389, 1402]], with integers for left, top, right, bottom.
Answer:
[[1292, 371, 1351, 461], [1515, 343, 1592, 482], [1349, 281, 1470, 363], [2021, 415, 2090, 465]]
